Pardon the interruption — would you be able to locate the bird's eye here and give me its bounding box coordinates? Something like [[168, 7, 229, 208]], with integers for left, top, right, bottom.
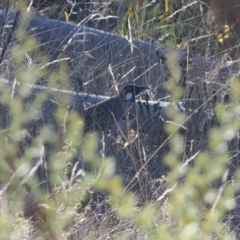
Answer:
[[125, 92, 133, 100]]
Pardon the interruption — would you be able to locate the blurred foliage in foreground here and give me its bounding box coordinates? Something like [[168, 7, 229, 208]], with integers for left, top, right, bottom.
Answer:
[[0, 1, 239, 239]]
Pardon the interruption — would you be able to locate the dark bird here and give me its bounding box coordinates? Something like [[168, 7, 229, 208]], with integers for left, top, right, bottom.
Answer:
[[83, 82, 149, 132]]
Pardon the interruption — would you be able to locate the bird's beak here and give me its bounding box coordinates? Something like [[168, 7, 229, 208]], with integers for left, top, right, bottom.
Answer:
[[136, 86, 149, 95]]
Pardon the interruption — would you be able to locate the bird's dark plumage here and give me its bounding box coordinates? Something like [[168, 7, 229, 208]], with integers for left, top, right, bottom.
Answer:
[[83, 82, 148, 132]]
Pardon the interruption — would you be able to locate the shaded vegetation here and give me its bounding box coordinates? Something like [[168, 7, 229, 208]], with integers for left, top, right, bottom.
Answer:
[[0, 0, 239, 239]]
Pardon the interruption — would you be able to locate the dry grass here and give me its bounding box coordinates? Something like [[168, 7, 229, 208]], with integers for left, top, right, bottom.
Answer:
[[0, 1, 240, 239]]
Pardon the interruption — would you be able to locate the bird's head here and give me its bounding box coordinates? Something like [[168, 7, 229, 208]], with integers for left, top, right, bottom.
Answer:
[[120, 82, 149, 102]]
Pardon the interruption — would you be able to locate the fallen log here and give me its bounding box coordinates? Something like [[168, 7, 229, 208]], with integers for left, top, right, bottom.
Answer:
[[0, 10, 238, 110]]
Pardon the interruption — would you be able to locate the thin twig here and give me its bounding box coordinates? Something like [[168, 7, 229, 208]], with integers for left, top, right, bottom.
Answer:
[[0, 10, 20, 64]]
